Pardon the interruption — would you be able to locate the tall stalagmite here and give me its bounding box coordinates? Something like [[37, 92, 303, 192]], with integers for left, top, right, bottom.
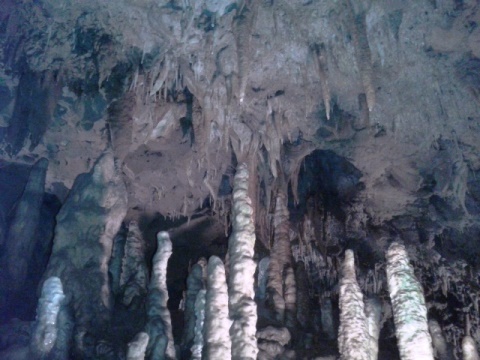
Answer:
[[228, 163, 258, 360], [267, 189, 292, 323], [145, 231, 176, 360], [386, 242, 434, 360], [30, 276, 65, 359], [5, 158, 48, 293], [204, 256, 231, 359], [43, 150, 128, 356], [338, 249, 370, 360]]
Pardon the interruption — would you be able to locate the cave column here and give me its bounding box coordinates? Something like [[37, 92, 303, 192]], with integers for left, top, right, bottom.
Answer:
[[228, 163, 258, 360], [338, 249, 370, 360], [386, 242, 434, 360]]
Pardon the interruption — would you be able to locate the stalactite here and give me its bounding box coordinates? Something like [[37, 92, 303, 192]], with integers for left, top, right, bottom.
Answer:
[[338, 249, 370, 360], [234, 1, 259, 104], [386, 242, 434, 360], [228, 163, 258, 360], [204, 256, 231, 359], [43, 149, 128, 357], [120, 220, 149, 307], [346, 2, 375, 112], [284, 266, 297, 330], [462, 336, 480, 360], [30, 277, 65, 359], [127, 332, 149, 360], [428, 319, 454, 360], [190, 289, 206, 360], [180, 262, 205, 356], [312, 44, 331, 120], [267, 189, 292, 323], [365, 297, 382, 360], [145, 231, 176, 360], [5, 158, 48, 293]]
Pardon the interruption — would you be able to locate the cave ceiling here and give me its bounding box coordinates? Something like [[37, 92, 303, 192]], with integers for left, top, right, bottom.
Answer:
[[1, 0, 480, 241]]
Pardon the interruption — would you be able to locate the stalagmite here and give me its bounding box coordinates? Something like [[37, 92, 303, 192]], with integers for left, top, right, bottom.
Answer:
[[145, 231, 176, 360], [228, 163, 258, 360], [190, 289, 206, 360], [462, 336, 480, 360], [180, 262, 205, 356], [338, 249, 370, 360], [5, 158, 48, 293], [120, 220, 149, 307], [127, 332, 150, 360], [428, 319, 454, 360], [267, 189, 292, 323], [30, 277, 65, 359], [43, 150, 128, 357], [204, 256, 231, 359], [365, 297, 382, 360], [386, 242, 434, 360], [284, 266, 297, 329]]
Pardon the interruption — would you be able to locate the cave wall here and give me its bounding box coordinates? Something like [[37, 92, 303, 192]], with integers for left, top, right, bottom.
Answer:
[[0, 0, 480, 359]]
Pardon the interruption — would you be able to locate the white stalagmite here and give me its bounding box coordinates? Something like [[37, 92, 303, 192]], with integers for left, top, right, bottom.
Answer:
[[30, 276, 65, 358], [204, 256, 231, 359], [190, 289, 206, 360], [338, 249, 370, 360], [386, 242, 434, 360], [365, 297, 382, 360], [267, 190, 292, 323], [120, 220, 149, 306], [228, 163, 258, 360], [462, 336, 480, 360], [146, 231, 176, 360], [127, 332, 150, 360]]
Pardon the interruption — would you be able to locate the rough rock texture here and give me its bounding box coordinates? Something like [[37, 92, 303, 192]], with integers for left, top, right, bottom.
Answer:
[[3, 158, 48, 293], [145, 231, 176, 360], [43, 149, 128, 357], [120, 220, 149, 307], [338, 250, 369, 360], [30, 277, 65, 359], [204, 256, 231, 359], [386, 242, 434, 360], [127, 332, 149, 360], [228, 163, 258, 360], [1, 0, 480, 359]]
